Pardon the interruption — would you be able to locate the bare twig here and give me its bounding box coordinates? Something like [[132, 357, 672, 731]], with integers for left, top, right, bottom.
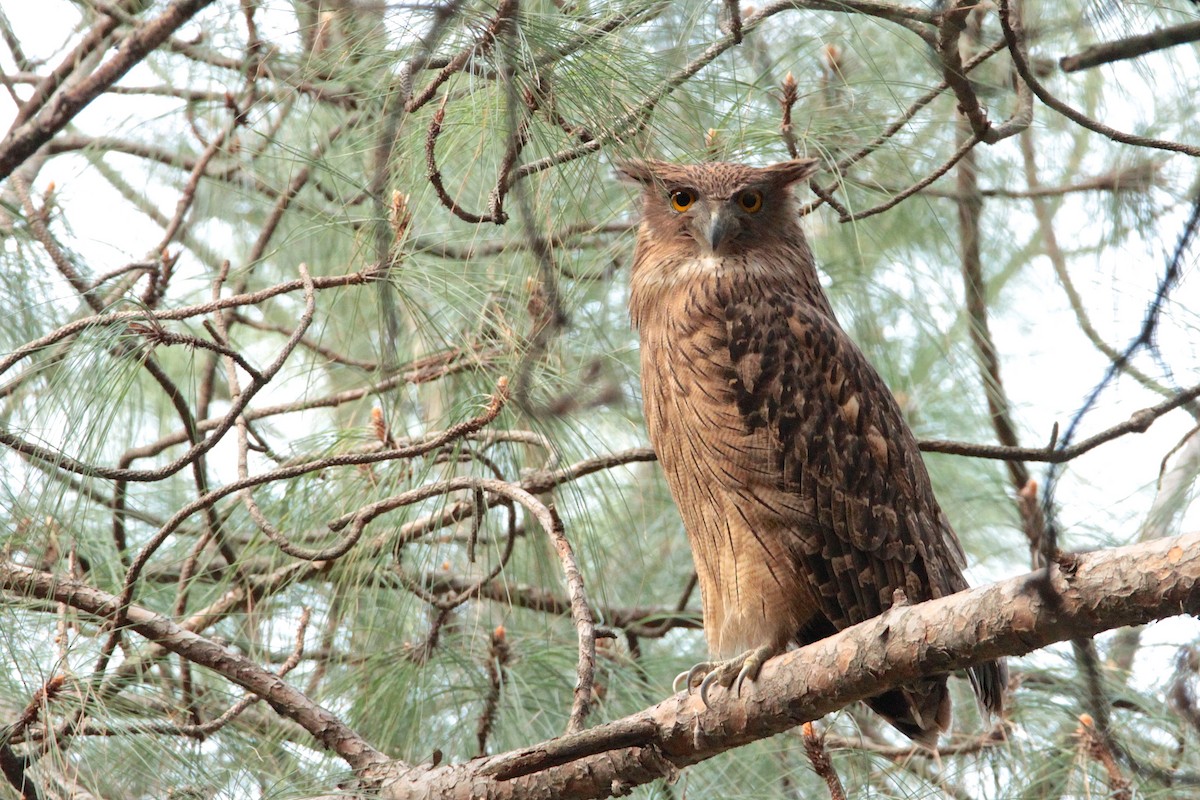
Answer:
[[0, 0, 223, 181], [425, 100, 499, 224], [1017, 128, 1186, 408], [821, 724, 1007, 759], [417, 571, 700, 637], [405, 0, 517, 113], [800, 37, 1009, 217], [954, 89, 1030, 496], [999, 0, 1200, 157], [802, 722, 847, 800], [219, 379, 510, 564], [834, 130, 984, 222], [0, 564, 386, 771], [1076, 713, 1132, 800], [476, 625, 511, 757], [1061, 20, 1200, 73]]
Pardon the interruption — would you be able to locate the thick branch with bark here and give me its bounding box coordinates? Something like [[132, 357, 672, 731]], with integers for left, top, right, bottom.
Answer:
[[340, 527, 1195, 798]]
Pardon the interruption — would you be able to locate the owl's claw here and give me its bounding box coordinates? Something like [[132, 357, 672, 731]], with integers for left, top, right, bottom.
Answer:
[[674, 661, 717, 694], [675, 645, 777, 707]]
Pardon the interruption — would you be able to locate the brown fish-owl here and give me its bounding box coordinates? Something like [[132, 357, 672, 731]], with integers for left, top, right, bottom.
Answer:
[[621, 157, 1005, 745]]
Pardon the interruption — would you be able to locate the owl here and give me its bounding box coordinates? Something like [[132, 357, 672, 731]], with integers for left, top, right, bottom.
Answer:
[[620, 158, 1006, 745]]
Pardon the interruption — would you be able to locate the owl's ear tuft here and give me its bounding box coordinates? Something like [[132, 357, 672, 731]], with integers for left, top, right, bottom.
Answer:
[[762, 158, 820, 186], [615, 159, 667, 185]]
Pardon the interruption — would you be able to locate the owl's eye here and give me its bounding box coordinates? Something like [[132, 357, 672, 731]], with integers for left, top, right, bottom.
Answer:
[[669, 189, 696, 213], [738, 190, 764, 213]]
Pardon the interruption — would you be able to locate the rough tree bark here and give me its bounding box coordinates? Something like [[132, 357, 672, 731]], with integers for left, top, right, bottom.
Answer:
[[363, 526, 1199, 799]]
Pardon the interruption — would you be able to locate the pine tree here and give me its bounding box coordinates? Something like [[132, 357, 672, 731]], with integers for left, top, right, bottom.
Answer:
[[1, 2, 1199, 798]]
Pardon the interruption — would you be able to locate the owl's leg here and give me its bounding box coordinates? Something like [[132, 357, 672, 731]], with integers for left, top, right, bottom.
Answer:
[[673, 644, 778, 707]]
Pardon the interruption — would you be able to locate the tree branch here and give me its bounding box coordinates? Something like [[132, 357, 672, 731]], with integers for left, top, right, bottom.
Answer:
[[1060, 20, 1200, 73], [0, 562, 387, 772], [999, 0, 1200, 157], [0, 0, 221, 181], [366, 526, 1200, 798]]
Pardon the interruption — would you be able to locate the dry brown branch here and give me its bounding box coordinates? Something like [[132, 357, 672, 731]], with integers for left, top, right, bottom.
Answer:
[[155, 112, 242, 253], [139, 378, 511, 596], [418, 571, 701, 636], [0, 266, 380, 380], [411, 222, 632, 261], [103, 267, 317, 664], [160, 345, 494, 455], [802, 722, 847, 800], [2, 70, 285, 103], [128, 323, 263, 382], [837, 37, 1006, 175], [87, 605, 313, 742], [4, 676, 67, 747], [10, 4, 124, 128], [876, 160, 1162, 200], [10, 174, 99, 309], [0, 563, 386, 771], [390, 476, 597, 734], [229, 311, 389, 370], [835, 130, 984, 222], [359, 526, 1200, 798], [0, 268, 395, 481], [937, 2, 994, 143], [918, 376, 1200, 463], [1016, 130, 1186, 412], [1076, 713, 1132, 800], [404, 0, 515, 113], [0, 742, 39, 800], [998, 0, 1200, 157], [425, 101, 499, 225], [476, 626, 511, 757], [513, 0, 938, 188], [1060, 20, 1200, 73], [954, 89, 1030, 496], [0, 0, 222, 181], [800, 37, 1009, 217], [821, 724, 1007, 759], [247, 113, 361, 265]]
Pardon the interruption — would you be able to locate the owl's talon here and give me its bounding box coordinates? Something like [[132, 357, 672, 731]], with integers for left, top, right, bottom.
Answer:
[[733, 645, 773, 694], [680, 645, 778, 707], [674, 661, 717, 694], [698, 670, 724, 708]]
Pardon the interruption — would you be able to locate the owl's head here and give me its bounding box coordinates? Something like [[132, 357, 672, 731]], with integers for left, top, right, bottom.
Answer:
[[617, 158, 819, 255]]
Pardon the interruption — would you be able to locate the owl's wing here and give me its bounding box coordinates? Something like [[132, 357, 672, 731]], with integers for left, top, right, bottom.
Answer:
[[724, 290, 969, 631]]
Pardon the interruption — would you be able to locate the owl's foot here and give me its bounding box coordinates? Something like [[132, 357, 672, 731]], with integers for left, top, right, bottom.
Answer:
[[672, 645, 777, 707]]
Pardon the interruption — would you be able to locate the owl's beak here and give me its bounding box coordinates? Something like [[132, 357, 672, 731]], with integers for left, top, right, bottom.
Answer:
[[704, 206, 737, 251]]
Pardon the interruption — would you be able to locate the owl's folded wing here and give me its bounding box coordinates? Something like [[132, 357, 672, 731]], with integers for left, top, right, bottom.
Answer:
[[723, 291, 970, 632]]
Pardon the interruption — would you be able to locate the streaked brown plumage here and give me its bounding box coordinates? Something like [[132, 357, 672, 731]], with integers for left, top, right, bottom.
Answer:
[[620, 158, 1005, 745]]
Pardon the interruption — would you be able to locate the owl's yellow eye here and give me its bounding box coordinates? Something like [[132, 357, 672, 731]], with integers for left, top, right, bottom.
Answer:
[[738, 190, 764, 213], [669, 189, 696, 213]]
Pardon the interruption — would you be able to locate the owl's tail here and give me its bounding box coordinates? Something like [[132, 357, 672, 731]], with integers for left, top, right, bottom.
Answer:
[[865, 679, 951, 749], [866, 658, 1007, 748], [969, 657, 1009, 716]]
